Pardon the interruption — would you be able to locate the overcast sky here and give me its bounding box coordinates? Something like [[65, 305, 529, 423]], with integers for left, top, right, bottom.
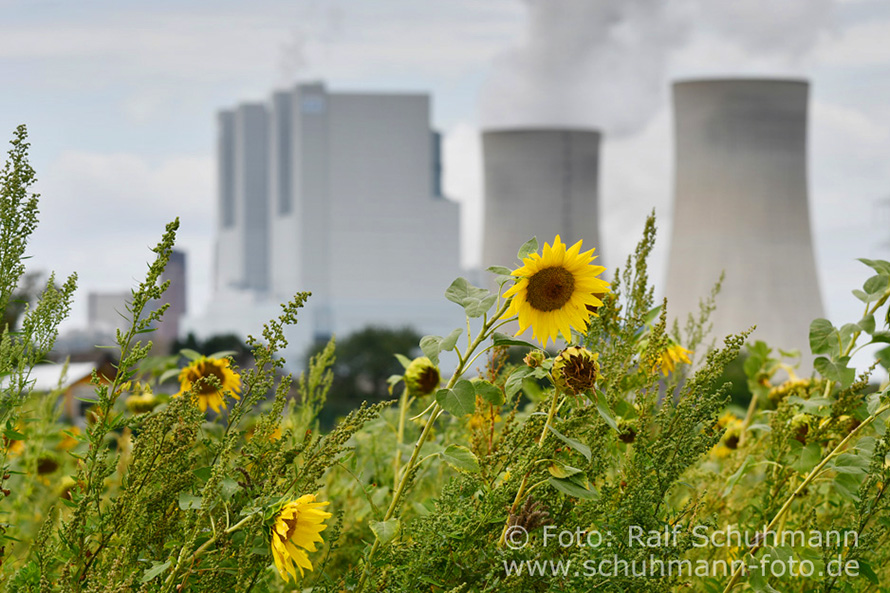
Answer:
[[2, 0, 890, 366]]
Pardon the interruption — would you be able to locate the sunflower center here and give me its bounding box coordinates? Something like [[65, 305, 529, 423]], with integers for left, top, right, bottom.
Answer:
[[526, 266, 575, 312], [189, 362, 226, 395]]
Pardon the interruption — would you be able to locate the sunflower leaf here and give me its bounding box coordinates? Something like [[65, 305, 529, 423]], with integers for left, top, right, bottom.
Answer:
[[394, 353, 412, 369], [441, 444, 481, 473], [140, 561, 171, 583], [809, 319, 839, 357], [474, 380, 505, 406], [595, 397, 619, 431], [487, 265, 512, 276], [546, 425, 592, 461], [420, 335, 443, 366], [435, 380, 476, 416], [179, 348, 202, 361], [440, 328, 463, 352], [370, 518, 401, 545], [444, 277, 495, 318], [548, 476, 598, 500], [491, 333, 537, 349], [814, 356, 855, 388], [504, 366, 533, 399], [517, 237, 539, 261]]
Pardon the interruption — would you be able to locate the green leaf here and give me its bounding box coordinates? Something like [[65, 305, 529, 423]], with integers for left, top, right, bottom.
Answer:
[[419, 335, 443, 366], [3, 428, 25, 440], [141, 561, 171, 583], [369, 518, 401, 545], [474, 380, 505, 406], [517, 237, 539, 261], [859, 314, 876, 335], [158, 367, 181, 384], [831, 452, 870, 476], [441, 445, 481, 473], [177, 492, 202, 510], [547, 460, 584, 479], [440, 328, 462, 352], [435, 380, 476, 416], [858, 257, 890, 276], [179, 348, 202, 361], [748, 566, 781, 593], [792, 443, 821, 474], [863, 273, 890, 296], [395, 353, 412, 369], [546, 425, 592, 461], [504, 366, 533, 399], [859, 560, 880, 585], [814, 356, 855, 388], [723, 455, 755, 497], [444, 277, 495, 318], [491, 332, 537, 349], [876, 346, 890, 370], [595, 397, 619, 431], [487, 265, 512, 276], [809, 319, 838, 357], [833, 472, 863, 503], [548, 476, 599, 500]]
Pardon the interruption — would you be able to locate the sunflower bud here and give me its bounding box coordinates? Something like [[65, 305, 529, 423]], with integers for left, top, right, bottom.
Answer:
[[551, 347, 599, 395], [524, 350, 546, 368], [404, 356, 441, 396], [125, 391, 160, 414]]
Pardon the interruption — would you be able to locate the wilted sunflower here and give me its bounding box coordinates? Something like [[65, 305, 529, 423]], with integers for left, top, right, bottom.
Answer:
[[270, 494, 332, 582], [174, 356, 241, 413], [503, 236, 609, 347]]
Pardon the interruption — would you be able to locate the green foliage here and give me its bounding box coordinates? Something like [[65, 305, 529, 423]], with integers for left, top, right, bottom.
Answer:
[[306, 326, 421, 427], [4, 129, 890, 593]]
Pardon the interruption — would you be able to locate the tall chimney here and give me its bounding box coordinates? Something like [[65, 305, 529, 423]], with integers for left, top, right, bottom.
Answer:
[[481, 129, 603, 270], [664, 79, 823, 351]]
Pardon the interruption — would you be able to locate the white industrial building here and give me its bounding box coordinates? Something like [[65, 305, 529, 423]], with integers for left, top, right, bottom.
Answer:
[[481, 129, 604, 273], [184, 83, 462, 363], [664, 79, 824, 352]]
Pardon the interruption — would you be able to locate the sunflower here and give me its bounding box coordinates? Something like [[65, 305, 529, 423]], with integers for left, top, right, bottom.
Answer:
[[270, 494, 332, 582], [174, 356, 241, 413], [502, 235, 609, 347], [656, 342, 693, 376]]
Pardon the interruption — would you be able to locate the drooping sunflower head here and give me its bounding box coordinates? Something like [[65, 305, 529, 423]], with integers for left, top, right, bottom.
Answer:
[[502, 236, 609, 347], [174, 356, 241, 413], [404, 356, 441, 396], [270, 494, 332, 582], [551, 346, 600, 396]]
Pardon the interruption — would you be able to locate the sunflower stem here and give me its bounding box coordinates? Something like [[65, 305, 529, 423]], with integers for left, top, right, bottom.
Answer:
[[357, 299, 511, 591], [538, 387, 563, 447], [720, 401, 890, 593]]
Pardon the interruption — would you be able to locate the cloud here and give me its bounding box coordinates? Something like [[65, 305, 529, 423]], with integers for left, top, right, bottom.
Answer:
[[27, 151, 213, 328]]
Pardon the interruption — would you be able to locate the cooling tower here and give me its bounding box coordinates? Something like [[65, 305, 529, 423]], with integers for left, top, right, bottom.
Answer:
[[664, 79, 824, 351], [481, 129, 603, 271]]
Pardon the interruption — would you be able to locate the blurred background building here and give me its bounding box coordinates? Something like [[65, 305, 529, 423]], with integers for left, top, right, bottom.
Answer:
[[481, 128, 603, 273], [664, 78, 824, 352], [184, 82, 462, 362]]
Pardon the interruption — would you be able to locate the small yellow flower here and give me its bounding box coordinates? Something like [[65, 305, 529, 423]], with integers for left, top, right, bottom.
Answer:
[[503, 235, 610, 347], [656, 342, 693, 376], [174, 356, 241, 413], [270, 494, 332, 582]]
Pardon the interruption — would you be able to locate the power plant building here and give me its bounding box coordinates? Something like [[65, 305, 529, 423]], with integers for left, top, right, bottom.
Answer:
[[481, 129, 604, 271], [185, 83, 462, 361], [664, 79, 824, 351]]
